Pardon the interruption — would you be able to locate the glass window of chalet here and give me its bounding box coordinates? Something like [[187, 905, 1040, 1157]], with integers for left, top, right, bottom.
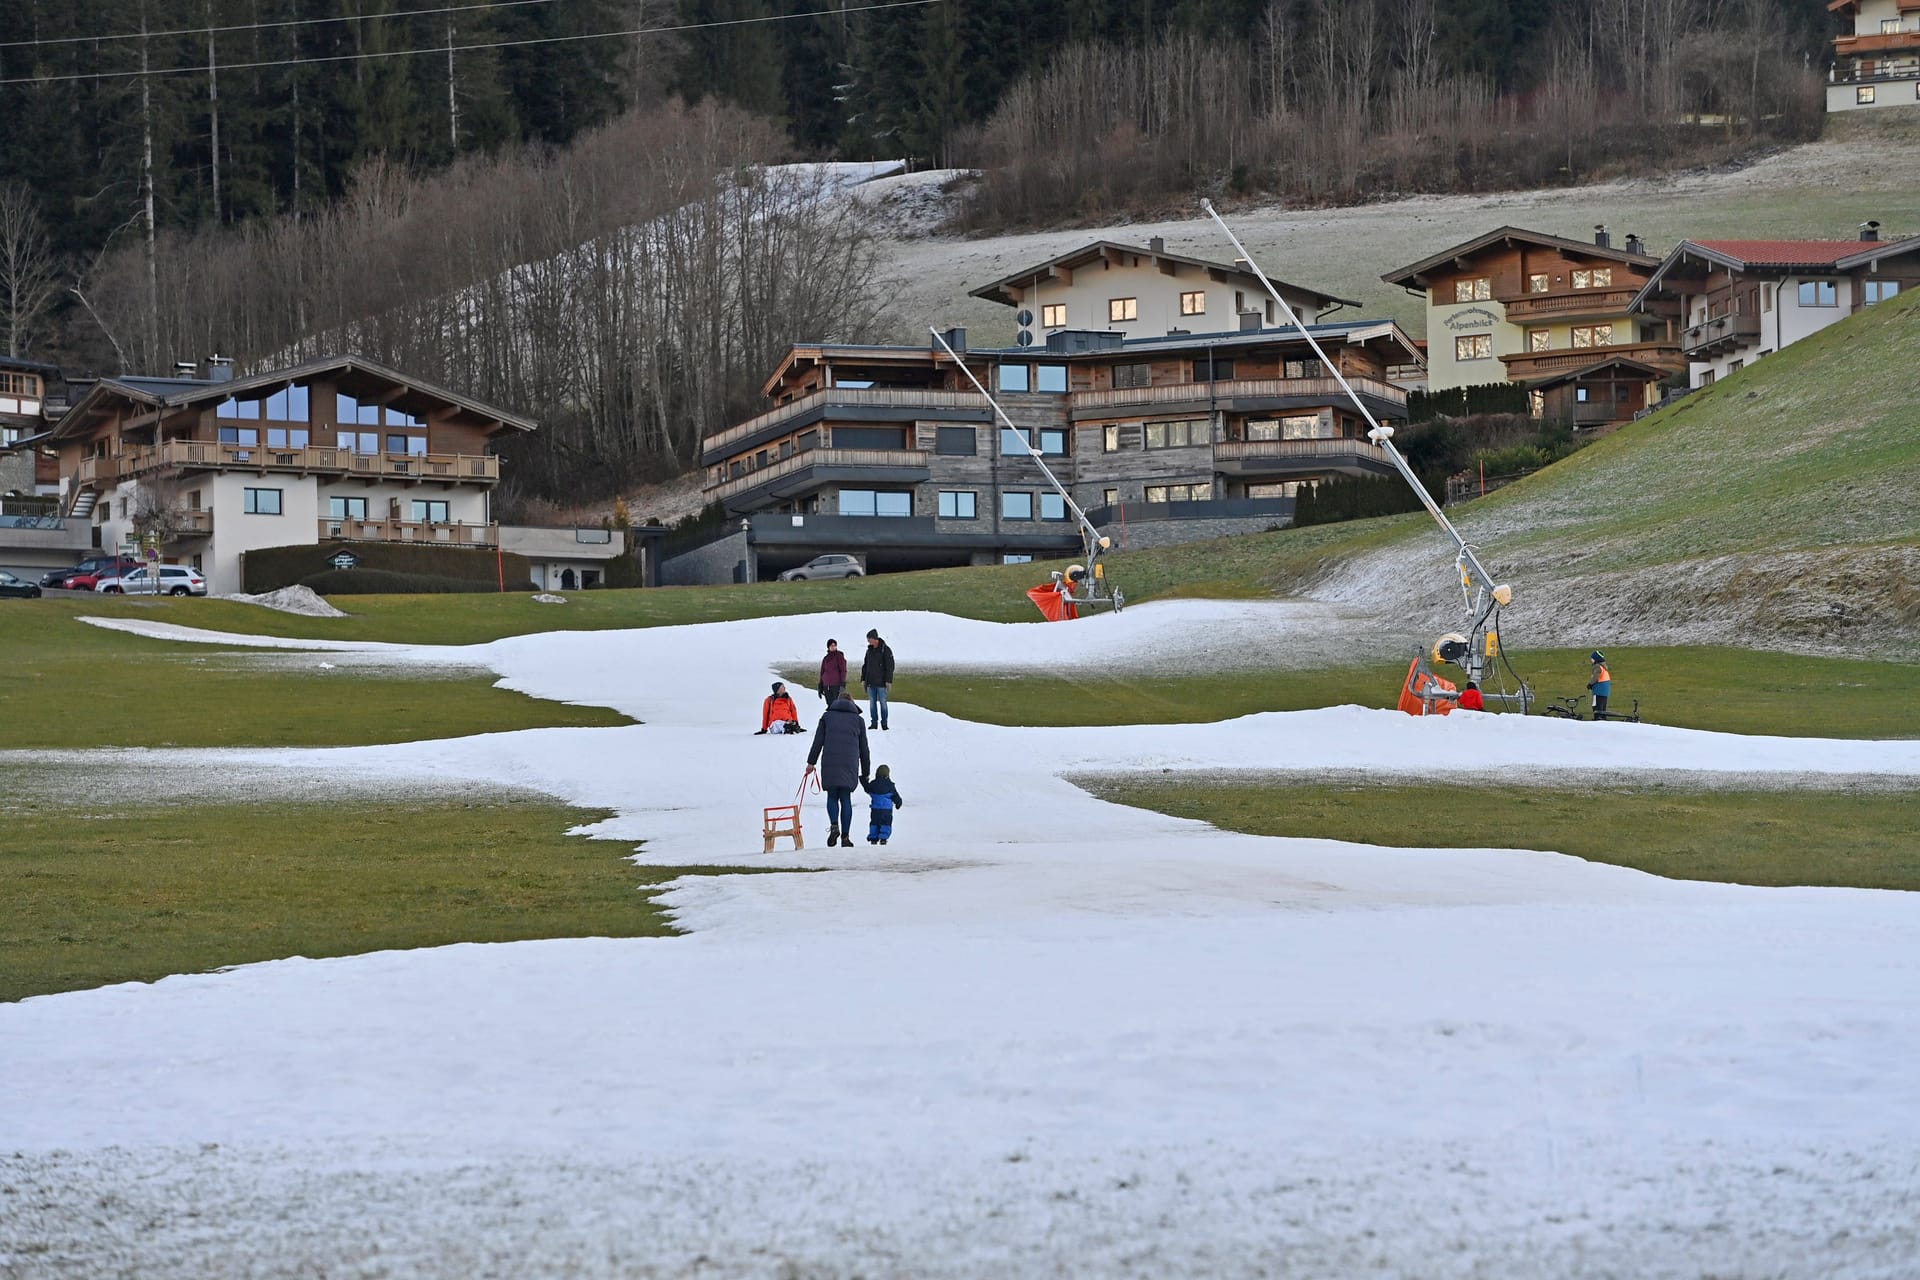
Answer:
[[1192, 357, 1236, 381], [1102, 425, 1125, 452], [1001, 427, 1033, 455], [1453, 278, 1491, 302], [838, 489, 876, 516], [1865, 281, 1900, 304], [329, 496, 368, 520], [412, 499, 450, 522], [998, 364, 1030, 393], [267, 427, 310, 449], [935, 426, 977, 456], [219, 397, 262, 420], [1454, 335, 1492, 360], [1003, 554, 1032, 564], [336, 394, 383, 425], [1145, 482, 1209, 502], [1039, 493, 1068, 521], [875, 492, 911, 517], [1798, 281, 1838, 307], [938, 491, 977, 519], [1529, 328, 1551, 352], [337, 431, 380, 454], [1180, 291, 1206, 316], [1144, 419, 1206, 449], [1529, 274, 1550, 293], [831, 426, 908, 451], [1571, 324, 1613, 348], [1039, 429, 1067, 456], [243, 487, 282, 514], [1571, 268, 1613, 289], [218, 426, 259, 446], [1042, 304, 1067, 327], [1246, 415, 1324, 441], [1002, 491, 1034, 520], [1035, 365, 1068, 393], [1113, 363, 1151, 389], [1529, 390, 1546, 417], [1283, 359, 1324, 379], [1856, 86, 1875, 104], [1109, 297, 1138, 322]]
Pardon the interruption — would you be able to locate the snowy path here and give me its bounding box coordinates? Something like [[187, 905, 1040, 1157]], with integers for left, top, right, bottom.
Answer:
[[4, 602, 1918, 1278]]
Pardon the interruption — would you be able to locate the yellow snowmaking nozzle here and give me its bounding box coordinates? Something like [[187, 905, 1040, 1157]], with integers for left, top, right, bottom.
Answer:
[[1493, 583, 1513, 606]]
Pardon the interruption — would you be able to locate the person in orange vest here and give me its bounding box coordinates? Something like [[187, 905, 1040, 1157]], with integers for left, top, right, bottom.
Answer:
[[756, 681, 802, 734], [1458, 680, 1484, 711], [1587, 652, 1612, 717]]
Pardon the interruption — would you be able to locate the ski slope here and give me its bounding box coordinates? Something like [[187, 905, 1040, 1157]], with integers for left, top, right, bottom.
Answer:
[[3, 601, 1917, 1278]]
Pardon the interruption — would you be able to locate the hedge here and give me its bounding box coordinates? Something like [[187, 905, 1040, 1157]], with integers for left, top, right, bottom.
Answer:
[[241, 541, 535, 594], [1407, 383, 1532, 422], [298, 567, 537, 595]]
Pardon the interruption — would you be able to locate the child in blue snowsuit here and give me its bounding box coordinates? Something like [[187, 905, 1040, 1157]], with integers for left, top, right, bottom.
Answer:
[[862, 765, 905, 845]]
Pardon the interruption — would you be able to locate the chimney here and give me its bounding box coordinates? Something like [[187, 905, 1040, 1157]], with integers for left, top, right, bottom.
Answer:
[[1594, 224, 1611, 249], [206, 353, 234, 382], [1149, 235, 1166, 254], [172, 360, 197, 378], [933, 326, 966, 354], [1860, 220, 1881, 242], [1625, 234, 1645, 256]]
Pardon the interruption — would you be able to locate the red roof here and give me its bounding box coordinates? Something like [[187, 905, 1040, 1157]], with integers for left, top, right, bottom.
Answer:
[[1691, 239, 1880, 266]]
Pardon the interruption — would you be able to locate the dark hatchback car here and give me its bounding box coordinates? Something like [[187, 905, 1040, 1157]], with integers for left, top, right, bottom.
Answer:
[[0, 569, 44, 599]]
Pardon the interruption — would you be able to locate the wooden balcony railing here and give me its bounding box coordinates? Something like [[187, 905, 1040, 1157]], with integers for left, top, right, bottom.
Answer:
[[1499, 341, 1682, 375], [706, 446, 930, 501], [120, 439, 500, 483], [1215, 438, 1392, 465], [1835, 31, 1920, 56], [1501, 288, 1646, 319], [1681, 314, 1762, 356], [178, 509, 213, 535], [703, 388, 990, 455], [77, 455, 119, 486], [1071, 375, 1406, 413], [318, 518, 497, 547]]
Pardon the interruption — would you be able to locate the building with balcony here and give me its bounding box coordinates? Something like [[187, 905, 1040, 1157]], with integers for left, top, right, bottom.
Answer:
[[1627, 231, 1920, 387], [695, 244, 1419, 580], [48, 354, 533, 592], [1381, 225, 1684, 418], [1828, 0, 1920, 111]]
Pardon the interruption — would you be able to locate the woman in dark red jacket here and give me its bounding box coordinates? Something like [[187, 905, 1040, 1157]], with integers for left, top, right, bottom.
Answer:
[[818, 639, 847, 704]]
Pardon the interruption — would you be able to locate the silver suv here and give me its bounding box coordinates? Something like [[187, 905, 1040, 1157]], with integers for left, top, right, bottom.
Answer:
[[778, 554, 864, 581], [96, 565, 209, 596]]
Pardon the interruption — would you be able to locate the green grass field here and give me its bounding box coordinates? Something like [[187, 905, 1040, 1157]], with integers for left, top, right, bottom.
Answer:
[[0, 601, 629, 750], [0, 794, 767, 1004], [1083, 778, 1920, 893]]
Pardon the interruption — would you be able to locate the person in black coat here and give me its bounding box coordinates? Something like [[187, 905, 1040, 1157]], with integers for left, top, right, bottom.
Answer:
[[807, 695, 871, 846], [861, 628, 896, 730]]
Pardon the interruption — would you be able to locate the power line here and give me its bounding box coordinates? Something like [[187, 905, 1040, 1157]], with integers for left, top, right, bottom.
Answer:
[[0, 0, 939, 86], [0, 0, 565, 50]]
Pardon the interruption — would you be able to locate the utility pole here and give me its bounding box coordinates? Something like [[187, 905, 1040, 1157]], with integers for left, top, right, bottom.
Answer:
[[208, 1, 222, 224], [140, 0, 159, 366]]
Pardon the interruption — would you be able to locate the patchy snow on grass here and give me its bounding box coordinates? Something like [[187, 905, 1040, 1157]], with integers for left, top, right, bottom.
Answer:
[[5, 600, 1919, 1277], [218, 584, 348, 617]]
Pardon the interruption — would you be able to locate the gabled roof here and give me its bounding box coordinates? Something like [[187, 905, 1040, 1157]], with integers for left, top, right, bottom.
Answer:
[[1628, 236, 1920, 309], [968, 240, 1357, 313], [53, 354, 536, 440], [1382, 226, 1661, 289], [1520, 357, 1666, 390], [0, 354, 62, 377]]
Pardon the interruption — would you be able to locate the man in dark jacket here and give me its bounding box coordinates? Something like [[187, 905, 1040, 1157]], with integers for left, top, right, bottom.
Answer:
[[818, 638, 847, 704], [861, 628, 896, 730], [807, 695, 871, 846]]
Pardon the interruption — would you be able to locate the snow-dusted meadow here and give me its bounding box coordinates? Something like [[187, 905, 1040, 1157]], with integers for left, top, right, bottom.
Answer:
[[4, 601, 1918, 1278]]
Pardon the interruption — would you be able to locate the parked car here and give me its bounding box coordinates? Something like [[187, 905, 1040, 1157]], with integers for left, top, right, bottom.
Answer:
[[0, 569, 43, 599], [46, 556, 140, 589], [95, 564, 208, 597], [778, 554, 865, 582]]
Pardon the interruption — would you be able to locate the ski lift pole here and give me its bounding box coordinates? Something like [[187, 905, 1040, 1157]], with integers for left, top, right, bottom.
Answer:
[[1197, 199, 1499, 597], [1199, 199, 1516, 695], [928, 326, 1118, 603]]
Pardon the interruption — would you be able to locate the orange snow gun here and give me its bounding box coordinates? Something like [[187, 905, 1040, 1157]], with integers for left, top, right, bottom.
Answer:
[[1398, 653, 1458, 717]]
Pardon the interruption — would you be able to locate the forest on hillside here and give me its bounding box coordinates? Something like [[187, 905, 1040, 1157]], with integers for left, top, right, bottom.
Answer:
[[0, 0, 1843, 501]]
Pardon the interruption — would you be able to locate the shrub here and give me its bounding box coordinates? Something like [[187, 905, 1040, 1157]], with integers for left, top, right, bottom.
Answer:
[[242, 541, 535, 593], [298, 568, 537, 595]]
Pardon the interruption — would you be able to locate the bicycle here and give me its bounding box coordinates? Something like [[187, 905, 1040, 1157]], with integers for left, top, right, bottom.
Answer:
[[1539, 695, 1587, 720]]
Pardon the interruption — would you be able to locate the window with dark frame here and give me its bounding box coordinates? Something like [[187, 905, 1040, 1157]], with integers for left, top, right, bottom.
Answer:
[[938, 490, 977, 519], [1179, 291, 1206, 315], [1192, 358, 1236, 381], [1042, 303, 1067, 328], [935, 426, 977, 456], [411, 499, 450, 523], [1109, 297, 1138, 322], [243, 487, 282, 515], [1113, 363, 1151, 389], [1039, 493, 1067, 521], [1002, 491, 1034, 520]]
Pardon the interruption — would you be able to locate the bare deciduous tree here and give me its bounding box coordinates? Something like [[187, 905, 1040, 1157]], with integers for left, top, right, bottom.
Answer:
[[0, 182, 63, 357]]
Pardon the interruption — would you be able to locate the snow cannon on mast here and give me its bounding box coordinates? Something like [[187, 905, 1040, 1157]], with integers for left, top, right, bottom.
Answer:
[[1198, 200, 1531, 711], [930, 325, 1124, 620]]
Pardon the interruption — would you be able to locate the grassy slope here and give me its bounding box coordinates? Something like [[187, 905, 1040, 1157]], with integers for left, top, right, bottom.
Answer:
[[0, 601, 628, 751], [0, 795, 766, 1003], [1085, 779, 1920, 893], [1467, 287, 1920, 574]]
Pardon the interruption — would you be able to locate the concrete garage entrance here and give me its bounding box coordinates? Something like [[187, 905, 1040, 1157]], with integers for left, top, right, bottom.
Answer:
[[746, 513, 1079, 581]]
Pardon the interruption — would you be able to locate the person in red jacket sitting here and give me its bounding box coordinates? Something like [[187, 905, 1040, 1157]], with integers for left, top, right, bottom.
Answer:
[[757, 681, 803, 734], [1458, 680, 1484, 711]]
